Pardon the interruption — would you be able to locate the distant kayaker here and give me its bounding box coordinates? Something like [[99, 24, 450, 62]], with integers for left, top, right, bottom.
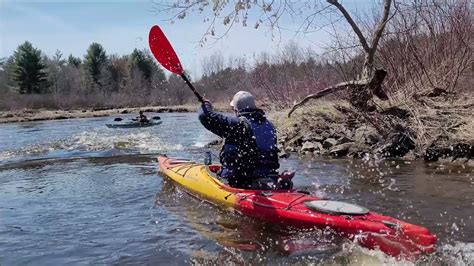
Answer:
[[198, 91, 280, 188], [138, 111, 149, 123]]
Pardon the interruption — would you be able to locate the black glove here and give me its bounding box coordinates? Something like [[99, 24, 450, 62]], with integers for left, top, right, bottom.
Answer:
[[201, 100, 213, 113]]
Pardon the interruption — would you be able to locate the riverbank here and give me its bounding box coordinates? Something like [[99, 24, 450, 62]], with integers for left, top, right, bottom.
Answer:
[[2, 97, 472, 164], [271, 93, 473, 164], [0, 105, 198, 124], [0, 102, 238, 124]]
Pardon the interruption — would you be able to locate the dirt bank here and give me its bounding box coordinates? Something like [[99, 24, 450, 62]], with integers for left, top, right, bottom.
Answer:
[[271, 93, 473, 164]]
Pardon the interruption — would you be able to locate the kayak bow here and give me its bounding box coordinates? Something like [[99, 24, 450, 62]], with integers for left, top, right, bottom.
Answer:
[[158, 156, 437, 259]]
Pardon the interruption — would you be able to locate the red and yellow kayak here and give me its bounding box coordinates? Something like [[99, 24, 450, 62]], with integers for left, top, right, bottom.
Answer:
[[158, 156, 436, 259]]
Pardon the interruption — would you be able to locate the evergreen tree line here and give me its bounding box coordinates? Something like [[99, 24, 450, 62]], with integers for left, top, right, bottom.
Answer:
[[1, 41, 168, 94], [0, 41, 189, 109]]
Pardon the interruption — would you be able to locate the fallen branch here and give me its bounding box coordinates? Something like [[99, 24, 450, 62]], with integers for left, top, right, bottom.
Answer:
[[288, 69, 387, 117], [288, 81, 363, 117]]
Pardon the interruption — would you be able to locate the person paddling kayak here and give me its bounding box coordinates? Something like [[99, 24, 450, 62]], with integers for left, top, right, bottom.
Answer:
[[137, 111, 149, 123], [198, 91, 280, 188]]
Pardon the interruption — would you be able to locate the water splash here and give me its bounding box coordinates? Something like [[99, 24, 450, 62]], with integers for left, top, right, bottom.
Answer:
[[70, 131, 183, 152], [337, 243, 415, 265], [438, 242, 474, 264]]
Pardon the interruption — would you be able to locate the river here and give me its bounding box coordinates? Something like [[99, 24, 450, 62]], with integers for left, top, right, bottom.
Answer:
[[0, 113, 472, 265]]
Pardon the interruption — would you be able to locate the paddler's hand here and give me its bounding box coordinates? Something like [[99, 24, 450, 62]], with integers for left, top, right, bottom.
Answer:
[[200, 100, 213, 114]]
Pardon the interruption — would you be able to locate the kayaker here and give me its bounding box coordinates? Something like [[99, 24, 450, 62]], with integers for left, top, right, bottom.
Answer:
[[198, 91, 280, 188], [138, 111, 149, 123]]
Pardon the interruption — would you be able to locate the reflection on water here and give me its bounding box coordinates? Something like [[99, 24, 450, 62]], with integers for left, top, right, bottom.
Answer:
[[0, 113, 472, 264]]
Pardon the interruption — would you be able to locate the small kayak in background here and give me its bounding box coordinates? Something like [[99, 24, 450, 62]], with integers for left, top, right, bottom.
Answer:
[[158, 156, 437, 260], [105, 120, 162, 128]]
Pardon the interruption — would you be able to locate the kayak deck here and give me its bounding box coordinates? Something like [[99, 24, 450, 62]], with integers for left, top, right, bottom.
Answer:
[[158, 156, 437, 259]]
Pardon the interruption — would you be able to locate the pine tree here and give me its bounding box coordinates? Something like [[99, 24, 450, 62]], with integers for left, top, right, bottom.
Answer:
[[84, 42, 107, 86], [12, 41, 49, 94], [129, 49, 154, 81], [67, 54, 82, 68]]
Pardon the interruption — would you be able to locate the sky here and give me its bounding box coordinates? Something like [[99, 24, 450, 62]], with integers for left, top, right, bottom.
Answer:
[[0, 0, 375, 78]]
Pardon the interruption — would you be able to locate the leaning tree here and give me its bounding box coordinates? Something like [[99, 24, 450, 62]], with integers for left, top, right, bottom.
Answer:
[[288, 0, 392, 116], [153, 0, 393, 114]]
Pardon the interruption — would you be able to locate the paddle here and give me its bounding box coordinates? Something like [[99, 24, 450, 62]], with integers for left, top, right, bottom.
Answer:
[[148, 25, 204, 104]]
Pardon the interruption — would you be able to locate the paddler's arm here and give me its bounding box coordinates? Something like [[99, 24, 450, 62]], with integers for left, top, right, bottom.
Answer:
[[198, 101, 240, 138]]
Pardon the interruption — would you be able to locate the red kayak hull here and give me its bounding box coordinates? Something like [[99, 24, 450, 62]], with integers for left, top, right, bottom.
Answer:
[[158, 156, 437, 259]]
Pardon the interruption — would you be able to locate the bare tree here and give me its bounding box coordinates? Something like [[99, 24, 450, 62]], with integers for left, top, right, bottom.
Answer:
[[380, 0, 472, 98], [201, 51, 225, 76], [153, 0, 393, 114], [166, 74, 190, 105], [288, 0, 392, 116]]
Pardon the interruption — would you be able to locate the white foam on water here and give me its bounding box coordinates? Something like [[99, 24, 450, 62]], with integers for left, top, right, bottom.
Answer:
[[0, 129, 186, 162], [70, 130, 183, 152], [0, 150, 15, 161], [337, 241, 415, 266], [0, 140, 69, 161], [193, 141, 207, 148], [438, 241, 474, 264], [334, 240, 474, 265]]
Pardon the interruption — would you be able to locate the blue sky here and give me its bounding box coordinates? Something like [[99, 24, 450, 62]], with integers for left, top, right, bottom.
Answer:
[[0, 0, 375, 78]]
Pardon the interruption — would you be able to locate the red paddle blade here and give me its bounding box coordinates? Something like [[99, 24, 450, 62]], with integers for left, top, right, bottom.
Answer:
[[149, 25, 184, 75]]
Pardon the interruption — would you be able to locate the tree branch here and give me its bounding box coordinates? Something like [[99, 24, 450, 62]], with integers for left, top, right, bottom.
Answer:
[[287, 69, 388, 117], [370, 0, 393, 60], [287, 79, 365, 118], [326, 0, 370, 53]]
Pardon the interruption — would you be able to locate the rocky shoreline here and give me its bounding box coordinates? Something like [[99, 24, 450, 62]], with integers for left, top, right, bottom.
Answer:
[[271, 98, 473, 164], [207, 97, 473, 165]]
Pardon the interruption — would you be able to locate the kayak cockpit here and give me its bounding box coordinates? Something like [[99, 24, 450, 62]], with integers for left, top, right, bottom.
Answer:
[[204, 164, 295, 191]]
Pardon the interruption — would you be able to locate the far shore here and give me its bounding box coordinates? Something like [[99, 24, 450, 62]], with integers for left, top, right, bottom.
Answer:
[[0, 105, 198, 124], [0, 103, 235, 124]]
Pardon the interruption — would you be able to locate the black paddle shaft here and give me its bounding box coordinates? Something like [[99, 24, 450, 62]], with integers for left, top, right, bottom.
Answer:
[[180, 74, 204, 104]]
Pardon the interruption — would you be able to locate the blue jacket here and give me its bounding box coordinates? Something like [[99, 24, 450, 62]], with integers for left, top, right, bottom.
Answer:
[[198, 102, 279, 183]]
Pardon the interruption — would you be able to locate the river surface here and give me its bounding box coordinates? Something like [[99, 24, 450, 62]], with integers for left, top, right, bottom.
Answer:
[[0, 113, 472, 265]]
